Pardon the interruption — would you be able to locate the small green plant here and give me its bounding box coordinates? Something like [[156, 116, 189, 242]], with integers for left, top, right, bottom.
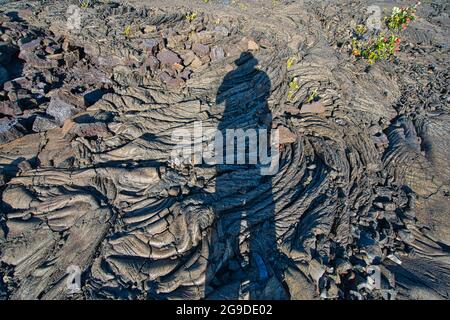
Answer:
[[305, 89, 318, 104], [288, 78, 299, 90], [186, 12, 197, 22], [79, 0, 93, 8], [124, 25, 132, 37], [287, 57, 296, 69], [386, 3, 420, 30], [288, 77, 299, 99], [355, 24, 367, 35]]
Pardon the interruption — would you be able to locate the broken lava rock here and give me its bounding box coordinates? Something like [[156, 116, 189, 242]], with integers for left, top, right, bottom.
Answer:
[[159, 72, 185, 87], [0, 101, 21, 116], [192, 43, 210, 57], [142, 39, 159, 54], [71, 122, 109, 138], [300, 101, 326, 114], [210, 46, 225, 61], [46, 91, 83, 125], [156, 49, 181, 66], [32, 115, 58, 132], [278, 126, 297, 144]]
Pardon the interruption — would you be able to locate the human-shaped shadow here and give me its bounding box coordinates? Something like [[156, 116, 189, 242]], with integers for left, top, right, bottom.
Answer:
[[208, 52, 277, 299]]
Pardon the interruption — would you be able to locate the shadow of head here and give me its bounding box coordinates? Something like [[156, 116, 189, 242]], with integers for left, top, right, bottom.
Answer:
[[234, 51, 258, 67]]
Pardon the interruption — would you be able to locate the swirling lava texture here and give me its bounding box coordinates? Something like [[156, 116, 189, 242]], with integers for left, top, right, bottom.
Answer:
[[0, 0, 449, 299]]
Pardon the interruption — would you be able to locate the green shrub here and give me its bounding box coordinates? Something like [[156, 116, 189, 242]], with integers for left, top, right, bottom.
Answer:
[[350, 2, 420, 64], [386, 3, 420, 31], [352, 35, 401, 65]]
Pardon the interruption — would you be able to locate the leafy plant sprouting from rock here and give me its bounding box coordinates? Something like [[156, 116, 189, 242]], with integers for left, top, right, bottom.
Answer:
[[351, 2, 420, 64], [79, 0, 94, 8], [304, 88, 318, 104], [352, 34, 401, 65], [123, 25, 132, 37], [286, 56, 296, 69], [287, 77, 299, 99], [186, 11, 198, 22]]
